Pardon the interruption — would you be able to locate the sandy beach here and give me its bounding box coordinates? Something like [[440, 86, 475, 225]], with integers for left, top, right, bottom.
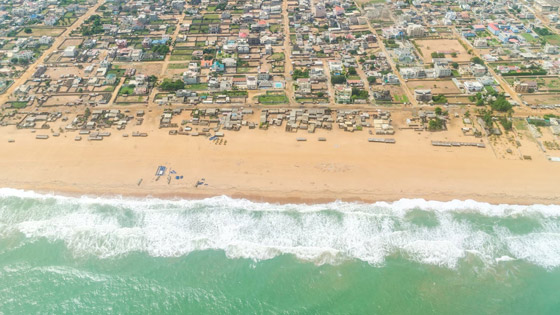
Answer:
[[0, 108, 559, 205]]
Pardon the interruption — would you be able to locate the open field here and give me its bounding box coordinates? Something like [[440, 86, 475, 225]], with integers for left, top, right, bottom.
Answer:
[[521, 93, 560, 105], [18, 27, 66, 37], [58, 38, 84, 49], [406, 80, 461, 94], [415, 39, 471, 63], [114, 62, 164, 77]]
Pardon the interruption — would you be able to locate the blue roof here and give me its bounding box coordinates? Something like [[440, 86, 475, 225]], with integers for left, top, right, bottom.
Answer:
[[151, 39, 168, 45]]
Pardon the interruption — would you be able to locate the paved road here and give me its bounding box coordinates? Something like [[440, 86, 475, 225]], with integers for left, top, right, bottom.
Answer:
[[0, 0, 106, 106]]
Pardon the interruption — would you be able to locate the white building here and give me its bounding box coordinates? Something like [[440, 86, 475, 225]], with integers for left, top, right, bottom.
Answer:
[[63, 46, 77, 57], [474, 38, 488, 48], [464, 81, 484, 92], [406, 24, 425, 37], [434, 64, 452, 78]]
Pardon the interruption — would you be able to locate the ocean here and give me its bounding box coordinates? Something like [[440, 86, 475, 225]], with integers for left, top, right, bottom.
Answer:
[[1, 188, 560, 314]]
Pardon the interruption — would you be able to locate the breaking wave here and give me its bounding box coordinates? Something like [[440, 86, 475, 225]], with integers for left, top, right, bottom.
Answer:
[[1, 188, 560, 269]]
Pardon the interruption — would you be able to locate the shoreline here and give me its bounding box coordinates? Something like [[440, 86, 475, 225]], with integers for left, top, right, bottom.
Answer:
[[3, 183, 560, 206]]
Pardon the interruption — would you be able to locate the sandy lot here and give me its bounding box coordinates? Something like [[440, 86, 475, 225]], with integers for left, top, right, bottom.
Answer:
[[407, 80, 461, 94], [58, 38, 84, 49], [415, 39, 471, 63], [521, 93, 560, 105], [18, 27, 66, 37]]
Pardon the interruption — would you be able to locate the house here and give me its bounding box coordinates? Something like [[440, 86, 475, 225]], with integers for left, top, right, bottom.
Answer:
[[257, 71, 270, 81], [182, 70, 198, 84], [335, 85, 352, 104], [544, 43, 558, 54], [201, 59, 213, 68], [233, 76, 247, 88], [219, 78, 232, 91], [400, 67, 426, 79], [395, 47, 415, 63], [434, 64, 452, 78], [464, 81, 484, 92], [473, 24, 486, 32], [514, 80, 537, 92], [38, 36, 53, 45], [383, 73, 400, 84], [209, 24, 220, 34], [247, 76, 257, 89], [313, 5, 326, 18], [414, 89, 432, 102], [297, 78, 312, 94], [222, 58, 237, 68], [488, 23, 500, 35], [374, 90, 391, 101], [534, 0, 558, 12], [474, 38, 488, 48], [16, 51, 34, 61], [115, 39, 127, 48], [406, 24, 424, 37], [333, 6, 345, 16], [33, 65, 47, 78], [310, 67, 326, 81], [329, 60, 343, 74], [477, 76, 495, 86], [131, 49, 143, 61], [63, 46, 77, 57], [496, 65, 519, 74], [248, 36, 260, 45], [211, 61, 225, 72], [238, 43, 250, 53], [471, 64, 487, 76], [105, 73, 117, 85]]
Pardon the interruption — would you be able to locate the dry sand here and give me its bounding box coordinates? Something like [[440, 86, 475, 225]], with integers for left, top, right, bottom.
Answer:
[[0, 113, 559, 205]]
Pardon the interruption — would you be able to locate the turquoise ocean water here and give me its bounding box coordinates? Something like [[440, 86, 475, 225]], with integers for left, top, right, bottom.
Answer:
[[1, 188, 560, 313]]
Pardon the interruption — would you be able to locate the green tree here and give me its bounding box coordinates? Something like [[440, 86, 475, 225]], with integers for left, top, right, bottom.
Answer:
[[160, 79, 185, 91], [435, 107, 442, 115], [367, 76, 376, 84], [428, 118, 444, 131], [346, 67, 357, 76], [24, 28, 32, 34], [499, 116, 512, 131], [331, 75, 347, 84], [471, 57, 484, 65], [490, 96, 512, 112], [451, 62, 459, 69]]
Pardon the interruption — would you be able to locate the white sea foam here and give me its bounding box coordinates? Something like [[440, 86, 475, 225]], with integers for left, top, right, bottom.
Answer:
[[1, 188, 560, 269]]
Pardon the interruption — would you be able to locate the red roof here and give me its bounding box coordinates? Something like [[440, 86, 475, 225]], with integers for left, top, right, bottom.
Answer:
[[488, 23, 499, 31]]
